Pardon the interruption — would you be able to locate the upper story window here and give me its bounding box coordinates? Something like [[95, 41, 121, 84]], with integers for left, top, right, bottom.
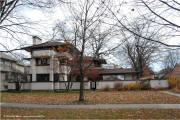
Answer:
[[59, 57, 69, 65], [0, 60, 4, 65], [5, 61, 12, 68], [0, 59, 12, 68], [36, 58, 50, 66], [59, 58, 66, 65]]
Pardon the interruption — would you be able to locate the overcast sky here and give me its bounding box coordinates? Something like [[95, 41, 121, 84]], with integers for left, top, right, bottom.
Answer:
[[1, 0, 180, 72]]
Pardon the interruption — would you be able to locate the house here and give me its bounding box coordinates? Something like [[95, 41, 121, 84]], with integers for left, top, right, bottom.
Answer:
[[13, 36, 106, 91], [6, 36, 168, 91], [0, 52, 27, 91], [163, 63, 180, 79]]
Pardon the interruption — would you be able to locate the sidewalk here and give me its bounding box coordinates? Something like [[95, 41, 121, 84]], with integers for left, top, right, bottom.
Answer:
[[1, 103, 180, 109], [160, 91, 180, 97]]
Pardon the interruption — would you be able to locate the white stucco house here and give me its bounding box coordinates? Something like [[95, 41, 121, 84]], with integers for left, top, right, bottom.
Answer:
[[0, 52, 27, 91], [7, 36, 107, 91]]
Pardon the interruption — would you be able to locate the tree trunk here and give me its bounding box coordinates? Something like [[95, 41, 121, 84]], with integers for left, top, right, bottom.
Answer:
[[79, 72, 84, 101]]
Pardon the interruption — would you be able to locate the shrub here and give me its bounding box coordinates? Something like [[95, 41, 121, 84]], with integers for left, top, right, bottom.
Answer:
[[171, 87, 180, 94], [138, 80, 151, 90], [102, 85, 110, 91], [124, 83, 138, 90], [114, 83, 123, 91], [137, 83, 143, 90], [168, 76, 180, 88], [177, 80, 180, 90]]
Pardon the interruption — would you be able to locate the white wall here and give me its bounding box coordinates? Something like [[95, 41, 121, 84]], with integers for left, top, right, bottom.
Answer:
[[8, 82, 90, 90], [32, 50, 55, 57], [7, 80, 169, 91], [12, 63, 24, 73], [8, 83, 16, 90], [150, 80, 169, 89], [96, 80, 169, 89], [35, 66, 50, 74], [21, 83, 31, 90], [54, 82, 90, 90], [96, 81, 137, 89], [0, 73, 7, 91], [31, 82, 53, 90], [103, 75, 124, 80]]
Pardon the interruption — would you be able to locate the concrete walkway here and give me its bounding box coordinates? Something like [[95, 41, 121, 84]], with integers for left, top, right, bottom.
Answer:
[[1, 103, 180, 109], [160, 91, 180, 97]]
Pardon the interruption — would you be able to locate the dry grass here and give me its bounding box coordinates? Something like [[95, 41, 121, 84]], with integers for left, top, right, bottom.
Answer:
[[1, 107, 180, 119], [1, 91, 180, 104], [171, 87, 180, 94]]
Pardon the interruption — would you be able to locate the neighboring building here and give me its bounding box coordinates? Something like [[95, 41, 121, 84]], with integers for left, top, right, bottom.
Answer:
[[163, 63, 180, 79], [153, 71, 166, 80], [99, 66, 153, 81], [99, 68, 139, 81], [0, 52, 26, 91]]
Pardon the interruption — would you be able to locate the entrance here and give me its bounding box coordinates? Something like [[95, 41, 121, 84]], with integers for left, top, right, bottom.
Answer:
[[15, 82, 20, 91], [90, 82, 96, 90]]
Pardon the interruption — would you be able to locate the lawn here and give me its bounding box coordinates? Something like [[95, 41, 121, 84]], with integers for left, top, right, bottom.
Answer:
[[1, 90, 180, 104], [1, 107, 180, 119]]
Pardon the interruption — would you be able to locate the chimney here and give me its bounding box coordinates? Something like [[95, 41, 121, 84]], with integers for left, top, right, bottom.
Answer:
[[32, 36, 42, 45]]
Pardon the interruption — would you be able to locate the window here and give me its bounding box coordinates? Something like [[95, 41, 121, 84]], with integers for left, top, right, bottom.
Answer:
[[27, 74, 32, 82], [60, 59, 66, 65], [0, 60, 4, 65], [124, 74, 132, 80], [4, 61, 12, 68], [54, 74, 59, 82], [0, 60, 12, 68], [59, 56, 69, 65], [36, 58, 50, 66], [36, 74, 49, 82], [5, 73, 9, 81], [76, 76, 81, 82], [117, 75, 124, 80]]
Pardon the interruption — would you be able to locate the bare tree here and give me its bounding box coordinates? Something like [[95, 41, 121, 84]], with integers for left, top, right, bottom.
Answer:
[[52, 0, 119, 101], [56, 56, 74, 91], [89, 23, 119, 59], [137, 0, 180, 29], [0, 0, 67, 52], [68, 0, 107, 101], [120, 20, 160, 77], [162, 50, 180, 73], [104, 0, 180, 48], [0, 0, 19, 24]]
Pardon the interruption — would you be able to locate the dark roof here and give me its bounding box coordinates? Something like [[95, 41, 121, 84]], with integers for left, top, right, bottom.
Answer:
[[0, 52, 16, 61], [22, 41, 106, 63], [22, 41, 66, 52], [22, 41, 80, 53], [99, 68, 139, 75], [83, 56, 107, 64]]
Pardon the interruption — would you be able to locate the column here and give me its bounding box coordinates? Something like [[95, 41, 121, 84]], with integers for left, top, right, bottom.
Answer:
[[50, 56, 54, 90], [31, 58, 36, 91]]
